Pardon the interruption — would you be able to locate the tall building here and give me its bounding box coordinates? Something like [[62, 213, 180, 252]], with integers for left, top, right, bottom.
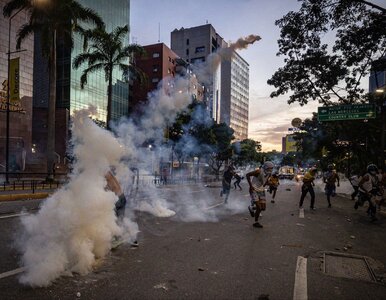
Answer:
[[32, 0, 130, 164], [369, 57, 386, 92], [131, 43, 204, 117], [171, 24, 227, 122], [0, 0, 34, 171], [171, 24, 250, 141], [131, 43, 179, 113], [221, 51, 249, 140]]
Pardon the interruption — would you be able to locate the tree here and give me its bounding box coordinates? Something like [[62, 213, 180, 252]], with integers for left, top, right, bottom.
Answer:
[[3, 0, 103, 179], [232, 139, 262, 167], [294, 113, 381, 174], [206, 122, 234, 178], [73, 25, 146, 129], [268, 0, 386, 105]]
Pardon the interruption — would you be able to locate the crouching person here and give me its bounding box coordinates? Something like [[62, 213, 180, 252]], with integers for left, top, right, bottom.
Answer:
[[105, 170, 127, 219]]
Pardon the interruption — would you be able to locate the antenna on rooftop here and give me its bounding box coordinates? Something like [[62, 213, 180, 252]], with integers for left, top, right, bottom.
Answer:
[[158, 22, 160, 43]]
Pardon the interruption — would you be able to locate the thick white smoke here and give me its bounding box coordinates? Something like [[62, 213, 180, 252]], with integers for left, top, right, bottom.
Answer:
[[17, 33, 260, 287], [18, 107, 130, 287]]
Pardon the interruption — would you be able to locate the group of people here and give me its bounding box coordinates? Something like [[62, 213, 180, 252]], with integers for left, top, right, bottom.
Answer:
[[298, 163, 385, 222], [241, 161, 385, 229], [351, 164, 385, 221]]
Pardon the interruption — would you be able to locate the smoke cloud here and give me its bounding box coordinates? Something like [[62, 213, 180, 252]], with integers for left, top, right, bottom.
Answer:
[[17, 33, 260, 287]]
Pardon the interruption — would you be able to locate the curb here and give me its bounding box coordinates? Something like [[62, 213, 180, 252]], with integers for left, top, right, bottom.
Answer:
[[0, 193, 49, 202]]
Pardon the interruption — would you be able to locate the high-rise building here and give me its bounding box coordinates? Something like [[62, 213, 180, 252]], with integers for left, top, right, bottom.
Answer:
[[171, 24, 250, 141], [0, 0, 34, 171], [171, 24, 227, 122], [34, 0, 130, 122], [32, 0, 130, 166], [369, 57, 386, 92], [221, 51, 249, 140]]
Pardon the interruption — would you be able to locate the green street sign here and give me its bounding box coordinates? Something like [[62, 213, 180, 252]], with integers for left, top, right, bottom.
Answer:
[[318, 104, 376, 121]]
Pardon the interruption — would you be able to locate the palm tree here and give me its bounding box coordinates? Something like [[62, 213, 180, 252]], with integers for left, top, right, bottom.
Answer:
[[72, 24, 146, 129], [3, 0, 103, 180]]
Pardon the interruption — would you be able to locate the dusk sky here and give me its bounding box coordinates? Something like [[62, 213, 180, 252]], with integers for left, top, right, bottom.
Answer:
[[130, 0, 372, 152]]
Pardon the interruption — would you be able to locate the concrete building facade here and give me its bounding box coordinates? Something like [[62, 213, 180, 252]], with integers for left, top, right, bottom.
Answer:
[[171, 24, 227, 122], [171, 24, 250, 141], [221, 51, 249, 141]]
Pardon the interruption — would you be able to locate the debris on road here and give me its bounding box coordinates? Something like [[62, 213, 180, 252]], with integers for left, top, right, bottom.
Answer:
[[296, 223, 305, 227], [154, 283, 168, 291], [76, 292, 81, 298], [350, 235, 356, 239], [198, 268, 205, 271], [281, 244, 303, 248]]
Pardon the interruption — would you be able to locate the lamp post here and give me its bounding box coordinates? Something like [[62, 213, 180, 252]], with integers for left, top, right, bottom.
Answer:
[[5, 6, 26, 183], [375, 88, 385, 170]]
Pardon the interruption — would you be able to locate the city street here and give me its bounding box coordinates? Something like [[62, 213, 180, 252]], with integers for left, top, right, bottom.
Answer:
[[0, 179, 385, 300]]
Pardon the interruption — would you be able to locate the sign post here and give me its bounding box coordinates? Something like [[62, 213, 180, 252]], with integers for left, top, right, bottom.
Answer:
[[317, 104, 376, 122]]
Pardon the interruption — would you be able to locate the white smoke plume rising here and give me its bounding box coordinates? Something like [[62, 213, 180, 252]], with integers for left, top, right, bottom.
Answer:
[[18, 107, 129, 287], [16, 33, 260, 287], [193, 34, 261, 85]]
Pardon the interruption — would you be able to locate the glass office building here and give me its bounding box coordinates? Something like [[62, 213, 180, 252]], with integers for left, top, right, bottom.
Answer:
[[36, 0, 130, 124]]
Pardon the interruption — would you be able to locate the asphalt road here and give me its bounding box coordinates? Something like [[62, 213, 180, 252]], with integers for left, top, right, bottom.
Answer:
[[0, 179, 385, 300]]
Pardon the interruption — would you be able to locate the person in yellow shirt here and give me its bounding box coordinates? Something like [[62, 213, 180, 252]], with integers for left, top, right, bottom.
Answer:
[[299, 167, 318, 210], [267, 172, 280, 203]]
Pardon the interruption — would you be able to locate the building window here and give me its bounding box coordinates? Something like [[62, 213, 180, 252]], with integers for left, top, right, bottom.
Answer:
[[191, 57, 205, 63], [152, 78, 159, 83], [168, 68, 171, 74], [195, 46, 205, 53], [152, 65, 158, 72], [186, 38, 189, 45], [186, 49, 189, 56], [153, 52, 160, 58], [168, 56, 172, 62]]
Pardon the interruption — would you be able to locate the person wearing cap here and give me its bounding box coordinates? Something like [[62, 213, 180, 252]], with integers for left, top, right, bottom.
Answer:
[[246, 161, 274, 228], [299, 167, 318, 210]]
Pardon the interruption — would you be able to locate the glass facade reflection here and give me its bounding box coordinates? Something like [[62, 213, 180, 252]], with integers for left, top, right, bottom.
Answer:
[[57, 0, 130, 123]]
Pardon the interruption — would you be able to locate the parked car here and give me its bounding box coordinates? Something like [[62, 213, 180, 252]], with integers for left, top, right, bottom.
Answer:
[[278, 165, 295, 180]]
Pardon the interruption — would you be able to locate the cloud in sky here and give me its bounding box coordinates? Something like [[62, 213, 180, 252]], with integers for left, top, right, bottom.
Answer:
[[248, 90, 320, 151]]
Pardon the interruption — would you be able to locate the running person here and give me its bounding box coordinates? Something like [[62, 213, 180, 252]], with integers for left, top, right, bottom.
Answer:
[[356, 164, 381, 222], [323, 164, 340, 208], [246, 161, 274, 228], [233, 173, 243, 190], [221, 166, 234, 204], [267, 172, 279, 203], [299, 167, 318, 210]]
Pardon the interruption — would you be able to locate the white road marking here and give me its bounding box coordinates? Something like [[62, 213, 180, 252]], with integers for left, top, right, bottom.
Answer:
[[293, 256, 308, 300], [299, 208, 304, 219], [204, 202, 224, 210], [0, 267, 26, 279], [0, 212, 28, 219]]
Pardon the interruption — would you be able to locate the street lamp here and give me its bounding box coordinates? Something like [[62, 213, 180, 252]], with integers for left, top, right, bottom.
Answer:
[[375, 87, 386, 170], [5, 6, 27, 183]]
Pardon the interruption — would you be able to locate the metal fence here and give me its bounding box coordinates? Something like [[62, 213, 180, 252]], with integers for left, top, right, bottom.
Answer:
[[0, 172, 219, 193]]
